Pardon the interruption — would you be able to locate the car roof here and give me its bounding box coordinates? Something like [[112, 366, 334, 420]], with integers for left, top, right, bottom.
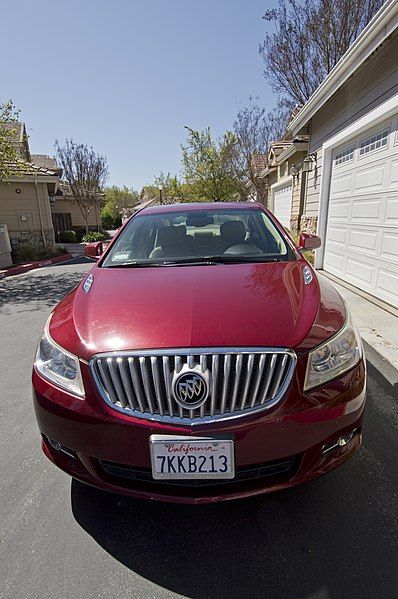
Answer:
[[137, 201, 265, 216]]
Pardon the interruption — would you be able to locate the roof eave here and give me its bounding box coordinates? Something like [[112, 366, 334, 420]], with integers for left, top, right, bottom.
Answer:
[[258, 166, 277, 179], [276, 142, 309, 164], [287, 0, 398, 135]]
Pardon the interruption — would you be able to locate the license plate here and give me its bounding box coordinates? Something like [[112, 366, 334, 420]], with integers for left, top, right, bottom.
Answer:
[[149, 435, 235, 480]]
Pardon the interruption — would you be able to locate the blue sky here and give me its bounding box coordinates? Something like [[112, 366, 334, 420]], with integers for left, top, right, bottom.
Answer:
[[1, 0, 275, 190]]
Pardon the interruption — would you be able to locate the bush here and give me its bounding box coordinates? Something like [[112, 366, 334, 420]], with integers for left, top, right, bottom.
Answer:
[[101, 207, 120, 230], [59, 230, 77, 243], [82, 231, 107, 243], [14, 245, 39, 263]]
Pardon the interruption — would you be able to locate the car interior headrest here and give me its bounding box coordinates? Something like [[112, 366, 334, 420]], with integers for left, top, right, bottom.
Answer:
[[157, 226, 184, 247], [220, 220, 246, 243]]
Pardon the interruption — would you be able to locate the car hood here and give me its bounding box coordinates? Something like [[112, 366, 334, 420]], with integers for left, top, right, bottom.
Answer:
[[49, 261, 345, 361]]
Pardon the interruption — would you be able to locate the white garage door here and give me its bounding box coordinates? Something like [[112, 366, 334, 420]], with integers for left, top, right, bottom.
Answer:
[[273, 183, 292, 228], [324, 116, 398, 309]]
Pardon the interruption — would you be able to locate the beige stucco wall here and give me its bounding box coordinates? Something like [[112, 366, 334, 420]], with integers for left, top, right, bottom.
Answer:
[[0, 180, 55, 251], [51, 198, 100, 228]]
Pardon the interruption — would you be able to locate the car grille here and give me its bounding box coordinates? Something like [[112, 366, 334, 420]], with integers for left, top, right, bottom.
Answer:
[[90, 348, 296, 424], [99, 455, 301, 488]]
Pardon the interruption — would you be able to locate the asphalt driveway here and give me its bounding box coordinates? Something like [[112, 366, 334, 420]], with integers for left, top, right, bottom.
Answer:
[[0, 259, 397, 599]]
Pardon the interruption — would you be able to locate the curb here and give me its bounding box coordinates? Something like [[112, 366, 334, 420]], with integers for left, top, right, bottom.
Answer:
[[363, 340, 398, 397], [0, 253, 73, 279]]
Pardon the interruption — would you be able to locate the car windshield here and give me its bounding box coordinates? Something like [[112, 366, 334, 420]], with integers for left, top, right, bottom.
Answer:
[[102, 207, 295, 267]]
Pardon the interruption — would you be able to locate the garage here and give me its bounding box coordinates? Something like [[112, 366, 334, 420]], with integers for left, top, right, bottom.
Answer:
[[272, 181, 292, 228], [323, 116, 398, 309]]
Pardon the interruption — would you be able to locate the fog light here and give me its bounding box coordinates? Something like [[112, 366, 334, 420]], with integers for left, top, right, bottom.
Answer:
[[45, 436, 75, 459], [322, 430, 357, 454], [48, 438, 62, 451]]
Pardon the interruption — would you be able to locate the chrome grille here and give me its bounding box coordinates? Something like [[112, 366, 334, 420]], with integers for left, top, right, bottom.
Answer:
[[90, 348, 296, 424]]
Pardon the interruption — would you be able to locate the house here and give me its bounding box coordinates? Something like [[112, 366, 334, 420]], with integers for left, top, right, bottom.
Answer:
[[50, 181, 101, 240], [0, 123, 101, 253], [287, 0, 398, 309], [0, 123, 60, 253], [257, 137, 309, 231]]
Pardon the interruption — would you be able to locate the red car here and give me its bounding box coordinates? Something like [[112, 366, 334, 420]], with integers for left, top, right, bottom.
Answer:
[[32, 202, 365, 504]]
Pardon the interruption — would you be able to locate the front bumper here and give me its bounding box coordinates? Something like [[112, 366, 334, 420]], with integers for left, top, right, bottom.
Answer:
[[32, 360, 366, 504]]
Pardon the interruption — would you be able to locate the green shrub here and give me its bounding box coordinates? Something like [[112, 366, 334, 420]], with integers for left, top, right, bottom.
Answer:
[[15, 245, 39, 263], [59, 230, 77, 243], [82, 231, 107, 243]]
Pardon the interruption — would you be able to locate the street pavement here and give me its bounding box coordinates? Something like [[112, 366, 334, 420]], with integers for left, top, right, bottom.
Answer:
[[0, 260, 397, 599]]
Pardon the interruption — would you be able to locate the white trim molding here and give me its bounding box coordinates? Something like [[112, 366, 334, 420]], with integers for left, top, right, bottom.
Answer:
[[315, 92, 398, 269], [288, 0, 398, 136]]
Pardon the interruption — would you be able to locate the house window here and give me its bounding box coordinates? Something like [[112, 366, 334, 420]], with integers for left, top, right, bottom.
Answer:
[[359, 129, 389, 156], [335, 147, 355, 165]]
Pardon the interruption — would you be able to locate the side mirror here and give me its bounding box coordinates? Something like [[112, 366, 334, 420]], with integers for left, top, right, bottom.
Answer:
[[84, 241, 103, 260], [299, 232, 322, 250]]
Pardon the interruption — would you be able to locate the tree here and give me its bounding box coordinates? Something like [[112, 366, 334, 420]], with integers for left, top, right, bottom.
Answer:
[[55, 138, 108, 234], [259, 0, 384, 106], [101, 185, 139, 228], [181, 127, 238, 202], [230, 98, 292, 202], [0, 100, 21, 181]]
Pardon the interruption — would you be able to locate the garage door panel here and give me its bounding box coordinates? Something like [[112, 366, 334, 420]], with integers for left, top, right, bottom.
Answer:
[[385, 196, 398, 222], [351, 197, 382, 221], [328, 200, 350, 219], [324, 116, 398, 309], [376, 268, 398, 304], [381, 231, 398, 262], [330, 174, 352, 195], [389, 159, 398, 184], [273, 184, 292, 228], [345, 257, 374, 285], [348, 229, 378, 253], [326, 226, 347, 245], [324, 250, 345, 270], [354, 165, 385, 190]]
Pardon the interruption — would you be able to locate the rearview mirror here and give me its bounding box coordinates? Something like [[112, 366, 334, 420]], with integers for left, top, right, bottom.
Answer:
[[298, 232, 322, 251], [84, 241, 103, 260]]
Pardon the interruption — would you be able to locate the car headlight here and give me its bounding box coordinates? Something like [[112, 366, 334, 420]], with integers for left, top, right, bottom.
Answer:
[[34, 318, 85, 397], [304, 307, 362, 391]]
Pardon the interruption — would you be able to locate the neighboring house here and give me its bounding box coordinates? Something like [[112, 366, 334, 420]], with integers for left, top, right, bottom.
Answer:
[[0, 122, 102, 254], [121, 198, 157, 223], [287, 0, 398, 309], [0, 123, 59, 253], [257, 138, 309, 230], [50, 181, 101, 240]]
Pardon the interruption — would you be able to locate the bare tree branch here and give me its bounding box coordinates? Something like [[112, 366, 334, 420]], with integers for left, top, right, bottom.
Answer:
[[260, 0, 384, 106], [55, 139, 108, 234]]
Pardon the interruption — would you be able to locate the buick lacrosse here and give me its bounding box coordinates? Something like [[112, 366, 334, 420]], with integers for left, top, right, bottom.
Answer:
[[32, 202, 365, 503]]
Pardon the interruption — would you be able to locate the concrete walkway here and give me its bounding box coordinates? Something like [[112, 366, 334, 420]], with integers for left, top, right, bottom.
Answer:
[[55, 242, 86, 257], [319, 271, 398, 373]]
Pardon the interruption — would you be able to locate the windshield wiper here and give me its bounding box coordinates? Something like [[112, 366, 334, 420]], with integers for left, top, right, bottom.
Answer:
[[155, 255, 284, 265], [105, 262, 167, 268], [105, 255, 284, 268]]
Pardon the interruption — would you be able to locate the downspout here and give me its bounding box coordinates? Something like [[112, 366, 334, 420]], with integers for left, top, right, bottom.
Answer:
[[34, 175, 48, 252]]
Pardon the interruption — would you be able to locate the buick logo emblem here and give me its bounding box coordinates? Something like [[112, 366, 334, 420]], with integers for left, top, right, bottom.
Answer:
[[172, 370, 209, 409]]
